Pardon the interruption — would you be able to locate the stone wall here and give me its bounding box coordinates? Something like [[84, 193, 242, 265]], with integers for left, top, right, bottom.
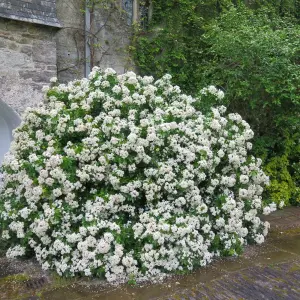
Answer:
[[0, 18, 58, 115], [0, 0, 61, 27], [91, 1, 133, 74], [56, 0, 85, 82], [0, 0, 135, 114], [55, 0, 133, 83]]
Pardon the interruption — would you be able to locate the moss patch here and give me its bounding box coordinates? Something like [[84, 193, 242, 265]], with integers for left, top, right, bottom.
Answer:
[[0, 273, 29, 283]]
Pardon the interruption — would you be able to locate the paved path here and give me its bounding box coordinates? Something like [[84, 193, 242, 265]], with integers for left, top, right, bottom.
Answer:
[[159, 261, 300, 300]]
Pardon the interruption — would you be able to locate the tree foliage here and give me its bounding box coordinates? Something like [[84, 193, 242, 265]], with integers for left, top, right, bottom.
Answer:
[[131, 1, 300, 205]]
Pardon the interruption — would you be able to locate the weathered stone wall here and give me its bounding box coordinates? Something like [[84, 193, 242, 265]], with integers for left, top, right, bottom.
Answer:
[[0, 0, 134, 115], [91, 1, 133, 74], [56, 0, 85, 82], [55, 0, 133, 83], [0, 18, 58, 114], [0, 0, 61, 27]]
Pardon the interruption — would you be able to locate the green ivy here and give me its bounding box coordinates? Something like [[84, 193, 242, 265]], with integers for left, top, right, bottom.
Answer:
[[132, 0, 300, 94]]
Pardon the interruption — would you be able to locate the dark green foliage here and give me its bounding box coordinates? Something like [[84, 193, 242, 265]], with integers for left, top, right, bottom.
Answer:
[[199, 7, 300, 134], [132, 0, 233, 94], [132, 1, 300, 205], [196, 7, 300, 205], [132, 0, 300, 94]]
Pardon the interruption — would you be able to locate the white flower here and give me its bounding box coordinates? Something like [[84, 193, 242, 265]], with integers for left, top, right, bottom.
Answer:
[[254, 234, 264, 244], [42, 86, 50, 92], [96, 239, 110, 254], [217, 149, 225, 158], [53, 188, 62, 198], [240, 175, 249, 184], [19, 207, 31, 219], [239, 189, 248, 198], [269, 202, 277, 212], [6, 245, 26, 258], [2, 230, 10, 239], [263, 206, 271, 215]]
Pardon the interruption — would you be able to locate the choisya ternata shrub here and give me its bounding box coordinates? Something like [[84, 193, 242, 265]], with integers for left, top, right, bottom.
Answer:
[[0, 68, 275, 283]]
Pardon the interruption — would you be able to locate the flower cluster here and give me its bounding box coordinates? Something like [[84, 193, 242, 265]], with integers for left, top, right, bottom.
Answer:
[[0, 68, 274, 283]]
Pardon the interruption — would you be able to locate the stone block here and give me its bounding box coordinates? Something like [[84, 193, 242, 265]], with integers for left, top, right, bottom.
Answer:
[[0, 49, 32, 68], [19, 70, 55, 83], [20, 45, 33, 55], [0, 0, 61, 28], [32, 41, 56, 64], [0, 19, 8, 30], [0, 5, 60, 116], [17, 37, 32, 45], [6, 21, 28, 32], [31, 83, 45, 91], [22, 26, 55, 41], [47, 65, 57, 71], [34, 62, 46, 70], [8, 41, 18, 51]]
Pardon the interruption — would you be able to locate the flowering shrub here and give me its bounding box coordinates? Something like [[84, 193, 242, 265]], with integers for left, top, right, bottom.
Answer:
[[0, 68, 274, 283]]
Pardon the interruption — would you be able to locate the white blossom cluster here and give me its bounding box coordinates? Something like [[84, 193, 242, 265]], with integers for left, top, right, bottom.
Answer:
[[0, 68, 274, 283]]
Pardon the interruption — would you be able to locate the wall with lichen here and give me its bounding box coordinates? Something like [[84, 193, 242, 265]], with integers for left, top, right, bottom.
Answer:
[[0, 0, 134, 114], [0, 18, 58, 115], [56, 0, 85, 82], [91, 1, 134, 74], [55, 0, 134, 83]]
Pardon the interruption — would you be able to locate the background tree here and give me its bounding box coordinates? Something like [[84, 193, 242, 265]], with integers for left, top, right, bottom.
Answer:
[[131, 1, 300, 205]]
